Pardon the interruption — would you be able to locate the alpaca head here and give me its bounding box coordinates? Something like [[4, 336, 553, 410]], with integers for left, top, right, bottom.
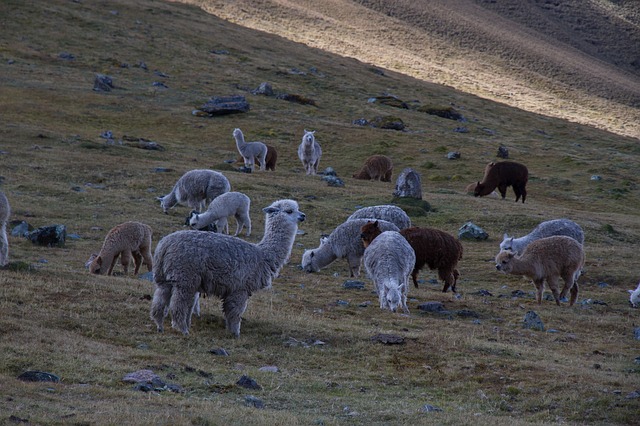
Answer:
[[473, 181, 484, 197], [629, 282, 640, 308], [233, 128, 243, 140], [360, 220, 382, 248], [302, 129, 315, 144], [262, 199, 305, 226], [301, 249, 319, 273], [499, 233, 515, 251], [188, 210, 200, 228], [495, 250, 516, 273], [385, 285, 402, 313], [89, 255, 104, 274]]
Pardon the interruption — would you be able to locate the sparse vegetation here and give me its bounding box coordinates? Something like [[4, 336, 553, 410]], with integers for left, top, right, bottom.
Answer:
[[0, 0, 638, 425]]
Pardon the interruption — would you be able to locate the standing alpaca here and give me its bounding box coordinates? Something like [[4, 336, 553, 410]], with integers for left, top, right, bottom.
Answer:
[[352, 155, 393, 182], [474, 161, 528, 202], [237, 144, 278, 171], [363, 230, 415, 314], [89, 221, 153, 276], [189, 191, 252, 237], [628, 282, 640, 308], [233, 128, 268, 172], [0, 191, 10, 266], [159, 169, 230, 214], [298, 130, 322, 175], [495, 236, 585, 306], [151, 199, 305, 337]]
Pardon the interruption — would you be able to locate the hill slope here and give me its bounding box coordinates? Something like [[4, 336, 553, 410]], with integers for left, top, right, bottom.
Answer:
[[188, 0, 640, 138]]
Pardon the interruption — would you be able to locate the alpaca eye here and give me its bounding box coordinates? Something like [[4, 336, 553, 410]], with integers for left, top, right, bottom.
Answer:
[[286, 209, 293, 214]]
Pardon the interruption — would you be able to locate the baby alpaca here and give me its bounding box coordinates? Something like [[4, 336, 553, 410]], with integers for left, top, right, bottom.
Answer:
[[0, 191, 10, 266], [89, 221, 153, 276], [629, 282, 640, 308], [352, 155, 393, 182], [233, 128, 268, 172], [189, 191, 252, 237], [495, 236, 585, 306], [151, 199, 305, 337], [363, 230, 415, 314], [298, 130, 322, 175]]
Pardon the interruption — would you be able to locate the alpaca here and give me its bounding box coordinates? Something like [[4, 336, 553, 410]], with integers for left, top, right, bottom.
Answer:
[[393, 167, 423, 199], [352, 155, 393, 182], [363, 230, 415, 314], [237, 144, 278, 171], [150, 199, 305, 337], [297, 129, 322, 175], [474, 161, 528, 202], [495, 236, 585, 305], [360, 221, 463, 292], [189, 191, 251, 237], [301, 218, 399, 277], [89, 221, 153, 276], [233, 128, 268, 172], [629, 282, 640, 308], [158, 169, 230, 214], [0, 191, 10, 266], [500, 219, 584, 254], [347, 205, 411, 229]]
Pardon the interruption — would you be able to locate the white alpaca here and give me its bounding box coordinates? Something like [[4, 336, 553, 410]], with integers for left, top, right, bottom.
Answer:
[[189, 191, 252, 237], [151, 199, 305, 337], [297, 129, 322, 175], [347, 205, 411, 229], [158, 169, 230, 214], [500, 218, 584, 254], [0, 191, 10, 266], [233, 128, 267, 172], [629, 282, 640, 308]]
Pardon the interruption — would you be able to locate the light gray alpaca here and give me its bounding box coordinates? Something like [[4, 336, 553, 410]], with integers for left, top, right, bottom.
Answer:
[[495, 236, 585, 306], [0, 191, 10, 266], [159, 169, 230, 214], [233, 128, 268, 172], [301, 218, 400, 277], [189, 191, 252, 237], [89, 221, 153, 276], [151, 199, 305, 337], [500, 219, 584, 254], [297, 129, 322, 175], [347, 205, 411, 229], [364, 230, 416, 314]]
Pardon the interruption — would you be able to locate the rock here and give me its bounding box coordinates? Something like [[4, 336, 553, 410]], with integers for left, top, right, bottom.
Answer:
[[138, 272, 154, 282], [252, 82, 274, 96], [258, 366, 279, 373], [369, 115, 405, 130], [417, 105, 463, 121], [626, 390, 640, 399], [352, 118, 369, 126], [458, 222, 488, 240], [245, 395, 265, 409], [319, 167, 336, 176], [343, 280, 366, 290], [393, 168, 423, 199], [590, 175, 602, 181], [523, 311, 545, 331], [99, 130, 114, 140], [453, 127, 468, 133], [497, 145, 509, 158], [417, 301, 445, 312], [370, 334, 405, 345], [93, 74, 114, 92], [322, 175, 344, 187], [27, 225, 66, 247], [447, 151, 461, 160], [473, 289, 494, 297], [367, 96, 409, 109], [421, 404, 443, 413], [195, 95, 250, 116], [152, 81, 168, 89], [236, 375, 262, 390], [17, 371, 60, 383], [123, 369, 160, 384], [276, 93, 317, 106], [209, 348, 230, 356], [456, 309, 480, 318]]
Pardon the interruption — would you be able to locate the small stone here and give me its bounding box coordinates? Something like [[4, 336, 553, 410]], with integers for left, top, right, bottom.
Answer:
[[458, 222, 488, 240], [452, 127, 468, 133], [634, 327, 640, 340], [236, 375, 261, 390], [590, 175, 602, 181], [523, 310, 545, 331], [252, 82, 274, 96], [497, 145, 509, 158], [421, 404, 443, 413], [625, 390, 640, 399], [245, 395, 265, 409], [93, 74, 114, 92], [343, 280, 365, 290], [258, 366, 278, 373], [417, 301, 445, 312], [17, 371, 60, 383], [473, 289, 493, 297], [336, 300, 350, 306], [371, 334, 405, 345], [123, 369, 160, 384]]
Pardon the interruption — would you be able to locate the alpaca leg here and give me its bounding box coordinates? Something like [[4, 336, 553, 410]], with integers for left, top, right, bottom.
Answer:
[[533, 278, 544, 304], [520, 185, 527, 203], [439, 269, 454, 293], [242, 213, 251, 237], [104, 255, 117, 275], [411, 269, 420, 288], [150, 283, 173, 332], [497, 183, 508, 199], [513, 186, 522, 203], [169, 285, 198, 335], [347, 254, 361, 277], [223, 291, 249, 337], [259, 152, 267, 171], [452, 269, 460, 293], [191, 292, 201, 317], [233, 213, 243, 236], [140, 248, 153, 272], [217, 217, 229, 234], [120, 250, 132, 275], [569, 281, 579, 306], [0, 225, 8, 266], [548, 276, 561, 305], [131, 251, 143, 275], [559, 272, 574, 301]]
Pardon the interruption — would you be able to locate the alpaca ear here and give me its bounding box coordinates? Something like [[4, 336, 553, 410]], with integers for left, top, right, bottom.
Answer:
[[263, 206, 279, 214], [630, 290, 635, 294], [503, 233, 508, 239]]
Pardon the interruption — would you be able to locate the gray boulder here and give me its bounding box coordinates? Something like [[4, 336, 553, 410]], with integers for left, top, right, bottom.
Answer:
[[458, 222, 488, 240], [393, 168, 422, 199]]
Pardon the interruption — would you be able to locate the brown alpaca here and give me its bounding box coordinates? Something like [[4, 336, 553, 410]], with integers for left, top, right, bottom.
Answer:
[[236, 144, 278, 171], [361, 221, 463, 292], [474, 161, 528, 202], [89, 221, 153, 276], [352, 155, 393, 182]]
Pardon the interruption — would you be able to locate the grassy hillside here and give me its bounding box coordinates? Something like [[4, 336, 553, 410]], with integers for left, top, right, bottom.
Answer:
[[0, 0, 639, 424]]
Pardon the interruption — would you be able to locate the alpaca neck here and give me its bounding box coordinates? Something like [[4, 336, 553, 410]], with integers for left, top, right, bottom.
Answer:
[[234, 132, 247, 151], [509, 257, 537, 277], [258, 219, 298, 267], [310, 242, 337, 269]]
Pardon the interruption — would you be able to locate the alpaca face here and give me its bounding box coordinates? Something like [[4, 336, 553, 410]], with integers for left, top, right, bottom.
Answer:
[[384, 286, 402, 312], [360, 220, 382, 248], [473, 182, 485, 197], [495, 250, 515, 273], [500, 234, 515, 251], [301, 250, 319, 273]]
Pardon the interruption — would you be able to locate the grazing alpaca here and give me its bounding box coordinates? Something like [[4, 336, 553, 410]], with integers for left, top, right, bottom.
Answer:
[[500, 219, 584, 254], [0, 191, 10, 266], [363, 231, 415, 314], [233, 128, 268, 172], [89, 221, 153, 276], [158, 169, 230, 214], [628, 282, 640, 308], [151, 199, 305, 337], [474, 161, 528, 202], [495, 236, 585, 306], [347, 205, 411, 229], [297, 130, 322, 175], [352, 155, 393, 182], [189, 191, 252, 237], [237, 144, 278, 171], [361, 221, 463, 292]]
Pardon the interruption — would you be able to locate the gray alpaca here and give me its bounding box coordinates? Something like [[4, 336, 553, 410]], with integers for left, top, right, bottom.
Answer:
[[150, 199, 305, 337], [297, 129, 322, 175], [233, 128, 268, 172]]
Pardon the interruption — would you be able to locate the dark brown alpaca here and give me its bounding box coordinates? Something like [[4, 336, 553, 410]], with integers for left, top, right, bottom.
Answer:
[[360, 221, 463, 292], [237, 144, 278, 171], [474, 161, 528, 203], [352, 155, 393, 182]]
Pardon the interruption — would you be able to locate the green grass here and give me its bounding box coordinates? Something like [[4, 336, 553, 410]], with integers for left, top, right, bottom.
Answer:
[[0, 0, 639, 425]]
